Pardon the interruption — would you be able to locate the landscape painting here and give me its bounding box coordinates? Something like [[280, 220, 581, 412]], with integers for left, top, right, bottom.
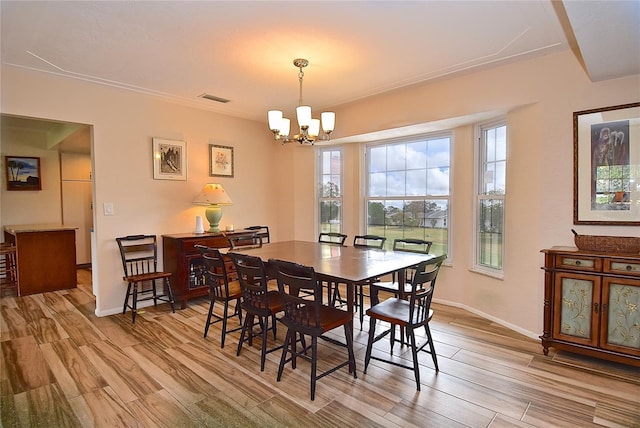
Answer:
[[5, 156, 41, 191]]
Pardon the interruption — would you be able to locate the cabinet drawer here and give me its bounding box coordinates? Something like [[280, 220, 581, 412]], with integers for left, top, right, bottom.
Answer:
[[604, 258, 640, 277], [181, 236, 229, 253], [555, 255, 602, 272]]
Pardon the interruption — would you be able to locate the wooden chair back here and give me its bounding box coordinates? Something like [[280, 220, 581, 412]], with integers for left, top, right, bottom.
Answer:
[[270, 258, 323, 336], [197, 247, 232, 300], [228, 252, 272, 317], [245, 225, 270, 244], [407, 254, 446, 326], [353, 234, 386, 249], [392, 238, 433, 254], [318, 232, 347, 246], [116, 235, 161, 278], [228, 234, 263, 250]]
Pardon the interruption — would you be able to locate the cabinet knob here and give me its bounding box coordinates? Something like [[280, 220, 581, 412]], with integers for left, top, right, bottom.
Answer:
[[575, 260, 581, 266], [626, 265, 632, 271]]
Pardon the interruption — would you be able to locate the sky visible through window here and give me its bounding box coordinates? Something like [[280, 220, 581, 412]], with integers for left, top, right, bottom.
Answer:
[[368, 137, 450, 211]]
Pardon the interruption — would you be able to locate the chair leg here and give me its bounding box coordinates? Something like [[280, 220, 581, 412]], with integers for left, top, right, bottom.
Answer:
[[364, 317, 377, 373], [164, 278, 176, 312], [203, 298, 216, 338], [220, 301, 230, 347], [408, 326, 421, 391], [277, 329, 292, 381], [343, 323, 357, 377], [261, 315, 269, 372], [310, 335, 318, 401], [425, 324, 439, 372], [271, 314, 277, 339], [123, 283, 133, 315], [131, 283, 139, 323], [358, 284, 365, 329], [237, 314, 255, 356], [390, 323, 396, 353]]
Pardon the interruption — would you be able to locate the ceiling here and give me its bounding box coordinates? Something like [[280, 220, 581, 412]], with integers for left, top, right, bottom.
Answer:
[[1, 1, 639, 149]]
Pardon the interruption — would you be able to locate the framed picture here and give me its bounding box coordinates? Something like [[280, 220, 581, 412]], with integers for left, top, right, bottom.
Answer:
[[5, 156, 41, 191], [209, 144, 234, 177], [573, 102, 640, 225], [153, 138, 187, 180]]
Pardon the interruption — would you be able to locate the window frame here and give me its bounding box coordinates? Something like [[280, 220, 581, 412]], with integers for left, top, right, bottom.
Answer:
[[364, 133, 452, 257], [472, 119, 507, 278]]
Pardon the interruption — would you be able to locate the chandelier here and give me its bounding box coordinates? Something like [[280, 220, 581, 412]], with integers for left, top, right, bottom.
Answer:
[[268, 58, 335, 145]]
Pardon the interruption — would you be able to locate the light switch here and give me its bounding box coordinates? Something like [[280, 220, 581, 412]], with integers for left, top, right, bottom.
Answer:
[[103, 202, 114, 216]]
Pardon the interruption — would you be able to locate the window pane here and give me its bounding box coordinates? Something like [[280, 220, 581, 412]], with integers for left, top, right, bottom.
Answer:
[[426, 167, 449, 195], [406, 141, 427, 169], [427, 138, 450, 168], [386, 171, 406, 196], [406, 169, 427, 195], [369, 172, 386, 197], [320, 201, 341, 233], [478, 199, 503, 269], [369, 146, 386, 173]]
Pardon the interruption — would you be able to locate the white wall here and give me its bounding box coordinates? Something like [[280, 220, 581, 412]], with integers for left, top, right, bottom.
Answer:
[[2, 50, 639, 338]]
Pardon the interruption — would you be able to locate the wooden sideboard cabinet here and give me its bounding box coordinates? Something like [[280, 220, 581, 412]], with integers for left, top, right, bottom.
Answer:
[[162, 231, 254, 309], [541, 246, 640, 367]]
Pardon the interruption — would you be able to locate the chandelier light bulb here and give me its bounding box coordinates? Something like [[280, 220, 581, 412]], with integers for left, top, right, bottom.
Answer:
[[321, 112, 335, 133]]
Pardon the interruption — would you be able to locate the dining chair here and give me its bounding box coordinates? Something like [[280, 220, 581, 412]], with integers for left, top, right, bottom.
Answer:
[[353, 234, 386, 249], [196, 245, 243, 348], [270, 258, 357, 401], [371, 238, 434, 304], [245, 225, 270, 244], [364, 254, 446, 390], [350, 234, 387, 328], [317, 232, 348, 306], [228, 234, 263, 250], [228, 252, 284, 371], [116, 235, 175, 323], [318, 232, 347, 246], [0, 243, 18, 297]]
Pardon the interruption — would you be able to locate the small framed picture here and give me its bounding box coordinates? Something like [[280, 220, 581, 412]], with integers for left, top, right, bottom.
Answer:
[[5, 156, 41, 191], [209, 144, 234, 177], [153, 138, 187, 181], [573, 102, 640, 225]]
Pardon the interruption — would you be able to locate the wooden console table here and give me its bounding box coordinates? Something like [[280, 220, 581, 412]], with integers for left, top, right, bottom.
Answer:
[[4, 224, 78, 296], [541, 246, 640, 367], [162, 230, 254, 309]]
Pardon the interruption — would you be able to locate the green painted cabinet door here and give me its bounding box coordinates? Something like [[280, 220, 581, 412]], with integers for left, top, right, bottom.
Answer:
[[601, 278, 640, 357], [553, 272, 600, 347]]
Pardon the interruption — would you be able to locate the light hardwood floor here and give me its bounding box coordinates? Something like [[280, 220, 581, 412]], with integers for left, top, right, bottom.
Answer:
[[1, 270, 639, 427]]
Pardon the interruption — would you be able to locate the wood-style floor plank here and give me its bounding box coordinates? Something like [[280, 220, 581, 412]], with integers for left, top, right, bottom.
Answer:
[[1, 270, 639, 427]]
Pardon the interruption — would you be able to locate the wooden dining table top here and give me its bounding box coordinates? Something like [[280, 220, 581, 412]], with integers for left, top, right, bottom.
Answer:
[[226, 240, 435, 283]]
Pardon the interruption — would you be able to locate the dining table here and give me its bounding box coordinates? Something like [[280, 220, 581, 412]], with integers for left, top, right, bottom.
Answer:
[[224, 240, 436, 332]]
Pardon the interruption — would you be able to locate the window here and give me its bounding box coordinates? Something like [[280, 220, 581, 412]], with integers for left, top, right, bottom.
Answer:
[[365, 135, 451, 256], [318, 148, 343, 234], [476, 121, 506, 272]]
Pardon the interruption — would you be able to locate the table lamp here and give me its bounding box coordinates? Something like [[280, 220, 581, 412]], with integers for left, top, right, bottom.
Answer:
[[193, 183, 233, 233]]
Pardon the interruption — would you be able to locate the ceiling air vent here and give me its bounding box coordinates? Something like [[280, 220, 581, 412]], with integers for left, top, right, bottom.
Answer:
[[198, 93, 230, 103]]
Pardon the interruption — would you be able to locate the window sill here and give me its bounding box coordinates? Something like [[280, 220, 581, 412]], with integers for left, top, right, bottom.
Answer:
[[469, 266, 504, 280]]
